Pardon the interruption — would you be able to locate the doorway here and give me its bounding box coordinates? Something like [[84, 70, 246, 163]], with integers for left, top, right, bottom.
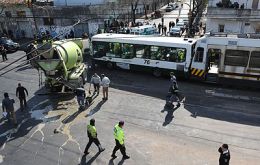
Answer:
[[207, 48, 221, 74]]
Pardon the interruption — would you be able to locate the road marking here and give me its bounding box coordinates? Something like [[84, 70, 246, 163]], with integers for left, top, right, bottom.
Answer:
[[205, 90, 260, 101], [0, 155, 4, 163]]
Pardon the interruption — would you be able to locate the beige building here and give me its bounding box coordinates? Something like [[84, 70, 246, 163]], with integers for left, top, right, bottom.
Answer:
[[206, 0, 260, 34]]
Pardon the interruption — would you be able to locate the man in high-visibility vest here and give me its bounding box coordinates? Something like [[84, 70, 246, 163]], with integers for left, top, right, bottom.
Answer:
[[83, 118, 105, 155], [111, 121, 130, 159]]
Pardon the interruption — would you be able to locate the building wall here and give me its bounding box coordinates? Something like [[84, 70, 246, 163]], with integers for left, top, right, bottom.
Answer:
[[0, 5, 35, 39], [206, 18, 258, 34], [206, 0, 260, 34], [208, 0, 260, 9]]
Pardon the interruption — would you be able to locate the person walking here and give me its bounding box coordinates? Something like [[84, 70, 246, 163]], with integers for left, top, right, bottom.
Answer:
[[90, 73, 101, 94], [2, 93, 17, 126], [74, 86, 86, 110], [218, 144, 230, 165], [16, 83, 28, 111], [101, 74, 110, 100], [158, 23, 162, 34], [84, 118, 105, 155], [169, 72, 181, 106], [111, 121, 130, 159], [1, 45, 7, 61]]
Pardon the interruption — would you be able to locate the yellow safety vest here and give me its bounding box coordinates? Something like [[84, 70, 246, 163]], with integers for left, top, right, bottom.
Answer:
[[87, 124, 97, 138], [114, 124, 124, 145]]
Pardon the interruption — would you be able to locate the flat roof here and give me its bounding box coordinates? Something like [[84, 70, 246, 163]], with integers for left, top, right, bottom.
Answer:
[[199, 36, 260, 48], [92, 33, 196, 47]]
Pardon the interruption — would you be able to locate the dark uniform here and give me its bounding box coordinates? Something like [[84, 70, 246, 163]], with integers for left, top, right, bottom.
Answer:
[[16, 84, 28, 111], [169, 74, 181, 106], [1, 45, 7, 61], [218, 146, 230, 165], [84, 119, 105, 155]]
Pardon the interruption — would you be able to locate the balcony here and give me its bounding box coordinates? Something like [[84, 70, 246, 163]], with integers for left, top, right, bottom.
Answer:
[[207, 7, 260, 20]]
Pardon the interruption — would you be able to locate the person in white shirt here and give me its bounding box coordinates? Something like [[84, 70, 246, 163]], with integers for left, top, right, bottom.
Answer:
[[90, 73, 101, 94], [101, 74, 110, 100]]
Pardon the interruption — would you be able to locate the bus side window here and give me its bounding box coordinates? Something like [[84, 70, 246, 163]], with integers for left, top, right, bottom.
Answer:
[[167, 48, 178, 62], [194, 47, 204, 62], [122, 44, 134, 59], [113, 43, 122, 58]]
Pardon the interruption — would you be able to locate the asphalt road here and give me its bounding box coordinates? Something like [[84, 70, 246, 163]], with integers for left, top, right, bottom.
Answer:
[[0, 50, 260, 165]]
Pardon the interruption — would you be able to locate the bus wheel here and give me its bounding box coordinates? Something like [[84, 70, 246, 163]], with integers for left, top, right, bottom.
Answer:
[[153, 69, 162, 77], [107, 62, 113, 70]]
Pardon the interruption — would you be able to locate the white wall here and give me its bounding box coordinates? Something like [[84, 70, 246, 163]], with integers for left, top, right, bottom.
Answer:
[[206, 19, 241, 33], [54, 0, 105, 6]]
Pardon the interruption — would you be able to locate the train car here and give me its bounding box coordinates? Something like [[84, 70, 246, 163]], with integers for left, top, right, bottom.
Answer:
[[191, 34, 260, 87]]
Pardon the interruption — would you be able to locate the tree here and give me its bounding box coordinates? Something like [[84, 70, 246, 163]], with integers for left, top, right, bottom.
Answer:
[[130, 0, 139, 24], [188, 0, 207, 37], [142, 0, 149, 19]]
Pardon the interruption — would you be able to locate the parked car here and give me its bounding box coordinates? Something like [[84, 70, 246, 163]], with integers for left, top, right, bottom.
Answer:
[[169, 26, 181, 37], [0, 37, 20, 52], [169, 2, 177, 9], [165, 6, 173, 12], [176, 21, 185, 29], [182, 18, 189, 25]]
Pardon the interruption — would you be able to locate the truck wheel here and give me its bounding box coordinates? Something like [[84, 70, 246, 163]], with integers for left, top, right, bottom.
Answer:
[[106, 62, 113, 70], [153, 68, 162, 77]]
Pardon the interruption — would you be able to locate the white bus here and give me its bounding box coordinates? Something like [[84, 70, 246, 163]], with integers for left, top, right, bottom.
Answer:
[[91, 33, 196, 77]]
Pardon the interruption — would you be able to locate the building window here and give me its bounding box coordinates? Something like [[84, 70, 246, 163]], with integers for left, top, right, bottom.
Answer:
[[17, 11, 26, 18], [146, 5, 149, 10], [43, 17, 54, 25], [218, 24, 224, 32], [5, 11, 12, 17]]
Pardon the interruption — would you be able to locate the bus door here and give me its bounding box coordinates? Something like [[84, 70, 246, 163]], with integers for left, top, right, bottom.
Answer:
[[190, 45, 207, 79]]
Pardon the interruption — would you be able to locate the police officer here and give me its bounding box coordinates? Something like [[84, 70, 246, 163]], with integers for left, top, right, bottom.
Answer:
[[84, 118, 105, 155], [218, 144, 230, 165], [111, 121, 130, 159]]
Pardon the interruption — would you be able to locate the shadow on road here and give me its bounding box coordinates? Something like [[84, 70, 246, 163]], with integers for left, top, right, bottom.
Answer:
[[92, 67, 260, 127], [161, 105, 180, 126], [0, 87, 74, 147], [80, 152, 100, 165], [86, 99, 106, 117]]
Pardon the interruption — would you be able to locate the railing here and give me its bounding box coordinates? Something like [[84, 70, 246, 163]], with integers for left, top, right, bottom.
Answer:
[[206, 7, 260, 18]]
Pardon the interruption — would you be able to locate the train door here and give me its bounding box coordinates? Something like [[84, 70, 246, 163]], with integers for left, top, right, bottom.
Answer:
[[206, 45, 224, 82]]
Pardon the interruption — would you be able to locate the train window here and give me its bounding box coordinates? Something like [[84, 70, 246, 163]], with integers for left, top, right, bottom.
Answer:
[[224, 49, 249, 67], [249, 51, 260, 68], [194, 47, 204, 62]]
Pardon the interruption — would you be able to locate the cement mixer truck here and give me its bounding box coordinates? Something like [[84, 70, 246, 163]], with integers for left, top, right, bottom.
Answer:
[[30, 38, 90, 91]]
